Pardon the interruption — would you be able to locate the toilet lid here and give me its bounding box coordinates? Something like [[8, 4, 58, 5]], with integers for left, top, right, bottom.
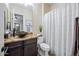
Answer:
[[40, 43, 49, 49]]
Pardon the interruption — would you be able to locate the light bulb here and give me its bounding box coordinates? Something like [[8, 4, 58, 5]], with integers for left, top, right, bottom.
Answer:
[[24, 3, 33, 6]]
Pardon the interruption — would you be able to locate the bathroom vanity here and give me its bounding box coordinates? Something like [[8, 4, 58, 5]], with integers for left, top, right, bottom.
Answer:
[[3, 3, 37, 56], [4, 34, 38, 56]]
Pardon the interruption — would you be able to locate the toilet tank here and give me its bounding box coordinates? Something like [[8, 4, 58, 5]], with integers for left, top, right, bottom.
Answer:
[[37, 36, 44, 44]]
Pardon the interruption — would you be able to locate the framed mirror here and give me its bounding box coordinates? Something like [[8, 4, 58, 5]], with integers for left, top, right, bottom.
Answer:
[[14, 14, 23, 32]]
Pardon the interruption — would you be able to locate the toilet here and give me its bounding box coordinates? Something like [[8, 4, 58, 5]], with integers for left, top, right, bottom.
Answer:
[[37, 36, 50, 56]]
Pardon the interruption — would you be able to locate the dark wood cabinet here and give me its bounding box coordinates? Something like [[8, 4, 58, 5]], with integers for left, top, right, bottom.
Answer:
[[74, 17, 79, 56], [24, 38, 37, 56], [4, 38, 37, 56]]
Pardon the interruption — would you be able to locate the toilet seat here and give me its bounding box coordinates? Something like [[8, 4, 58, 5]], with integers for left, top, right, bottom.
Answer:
[[40, 43, 50, 51]]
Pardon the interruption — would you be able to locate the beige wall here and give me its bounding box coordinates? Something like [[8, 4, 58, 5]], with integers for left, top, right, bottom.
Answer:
[[32, 3, 53, 35], [8, 3, 33, 31], [32, 3, 42, 35], [9, 3, 33, 20], [5, 3, 43, 34], [6, 3, 54, 35], [44, 3, 51, 14], [8, 3, 54, 35]]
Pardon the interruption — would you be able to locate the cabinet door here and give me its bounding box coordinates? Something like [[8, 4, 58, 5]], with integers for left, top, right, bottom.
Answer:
[[6, 46, 23, 56], [5, 41, 23, 56], [24, 43, 37, 56]]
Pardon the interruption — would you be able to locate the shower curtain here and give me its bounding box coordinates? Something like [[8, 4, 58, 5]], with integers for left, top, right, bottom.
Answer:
[[42, 3, 79, 56]]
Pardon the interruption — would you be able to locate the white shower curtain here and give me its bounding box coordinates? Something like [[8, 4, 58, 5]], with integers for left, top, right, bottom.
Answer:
[[43, 3, 79, 56]]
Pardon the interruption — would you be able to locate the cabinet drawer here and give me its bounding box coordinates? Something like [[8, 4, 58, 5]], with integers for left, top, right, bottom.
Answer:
[[5, 41, 23, 48]]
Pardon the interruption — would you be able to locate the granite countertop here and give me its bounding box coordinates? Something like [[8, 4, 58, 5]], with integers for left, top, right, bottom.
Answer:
[[4, 34, 38, 44]]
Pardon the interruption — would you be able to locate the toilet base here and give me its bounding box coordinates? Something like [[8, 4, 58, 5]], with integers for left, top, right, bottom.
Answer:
[[38, 49, 49, 56], [38, 49, 45, 56], [45, 51, 49, 56]]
